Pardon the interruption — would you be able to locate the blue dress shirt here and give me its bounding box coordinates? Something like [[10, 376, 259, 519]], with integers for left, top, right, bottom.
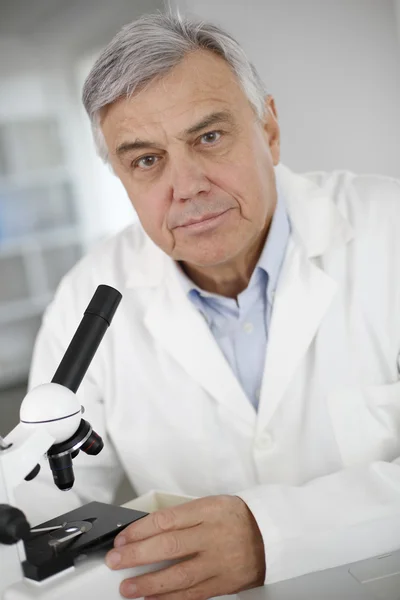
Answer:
[[176, 187, 290, 410]]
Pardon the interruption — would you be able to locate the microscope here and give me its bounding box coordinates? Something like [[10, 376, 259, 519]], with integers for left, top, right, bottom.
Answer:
[[0, 285, 158, 600]]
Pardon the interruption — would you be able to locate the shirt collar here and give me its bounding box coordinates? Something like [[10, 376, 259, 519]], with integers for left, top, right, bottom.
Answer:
[[174, 183, 290, 301], [258, 181, 290, 303]]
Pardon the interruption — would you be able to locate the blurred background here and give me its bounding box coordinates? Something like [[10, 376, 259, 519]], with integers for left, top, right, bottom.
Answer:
[[0, 0, 399, 440]]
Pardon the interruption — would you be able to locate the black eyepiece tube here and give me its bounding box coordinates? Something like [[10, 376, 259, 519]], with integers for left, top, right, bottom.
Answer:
[[51, 285, 122, 393]]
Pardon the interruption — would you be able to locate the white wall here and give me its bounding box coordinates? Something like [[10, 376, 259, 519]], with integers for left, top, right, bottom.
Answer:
[[177, 0, 400, 178], [396, 0, 400, 42], [67, 53, 137, 244], [0, 0, 166, 245]]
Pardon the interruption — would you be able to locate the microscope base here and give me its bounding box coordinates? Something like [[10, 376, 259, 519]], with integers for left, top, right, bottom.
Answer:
[[4, 550, 172, 600]]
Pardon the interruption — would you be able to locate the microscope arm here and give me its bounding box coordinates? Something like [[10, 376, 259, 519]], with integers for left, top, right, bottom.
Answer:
[[1, 426, 54, 507]]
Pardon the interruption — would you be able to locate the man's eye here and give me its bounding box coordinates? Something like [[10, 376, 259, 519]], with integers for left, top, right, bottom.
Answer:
[[134, 155, 159, 169], [199, 131, 222, 145]]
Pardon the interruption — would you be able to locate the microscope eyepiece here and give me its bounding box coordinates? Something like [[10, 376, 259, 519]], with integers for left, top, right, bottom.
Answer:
[[51, 285, 122, 394]]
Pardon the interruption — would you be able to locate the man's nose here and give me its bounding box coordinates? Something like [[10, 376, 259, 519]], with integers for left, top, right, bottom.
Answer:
[[169, 154, 211, 202]]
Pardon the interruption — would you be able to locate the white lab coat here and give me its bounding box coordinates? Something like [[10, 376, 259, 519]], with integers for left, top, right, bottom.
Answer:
[[18, 164, 400, 584]]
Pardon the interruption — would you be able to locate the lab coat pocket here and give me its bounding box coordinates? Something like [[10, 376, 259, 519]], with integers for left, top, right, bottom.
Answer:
[[327, 381, 400, 467]]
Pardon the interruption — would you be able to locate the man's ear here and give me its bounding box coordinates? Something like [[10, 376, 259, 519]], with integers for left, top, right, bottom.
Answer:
[[262, 95, 280, 165]]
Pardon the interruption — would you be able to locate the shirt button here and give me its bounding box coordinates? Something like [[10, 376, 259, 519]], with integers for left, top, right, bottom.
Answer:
[[243, 321, 254, 333], [255, 433, 274, 451]]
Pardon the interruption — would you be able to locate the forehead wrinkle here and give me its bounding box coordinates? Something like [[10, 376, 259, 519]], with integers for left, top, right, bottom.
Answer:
[[114, 97, 235, 152]]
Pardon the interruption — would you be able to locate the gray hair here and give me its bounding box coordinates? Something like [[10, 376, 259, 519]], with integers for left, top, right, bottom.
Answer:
[[82, 11, 268, 163]]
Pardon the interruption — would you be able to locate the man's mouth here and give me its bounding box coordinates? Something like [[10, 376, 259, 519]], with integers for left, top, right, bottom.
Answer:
[[176, 209, 232, 229]]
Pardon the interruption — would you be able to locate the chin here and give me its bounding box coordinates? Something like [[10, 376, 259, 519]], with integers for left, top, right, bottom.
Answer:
[[179, 246, 236, 268]]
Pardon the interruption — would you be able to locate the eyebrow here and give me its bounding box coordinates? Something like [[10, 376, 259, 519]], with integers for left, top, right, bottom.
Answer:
[[184, 110, 235, 136], [115, 110, 235, 157]]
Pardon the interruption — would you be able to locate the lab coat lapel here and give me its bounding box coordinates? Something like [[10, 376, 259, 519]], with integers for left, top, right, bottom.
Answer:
[[144, 270, 256, 429], [256, 239, 337, 432], [256, 165, 354, 432]]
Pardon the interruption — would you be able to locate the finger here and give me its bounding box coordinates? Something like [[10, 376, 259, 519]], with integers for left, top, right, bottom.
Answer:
[[106, 525, 206, 569], [121, 576, 224, 600], [119, 556, 214, 599], [115, 500, 208, 545]]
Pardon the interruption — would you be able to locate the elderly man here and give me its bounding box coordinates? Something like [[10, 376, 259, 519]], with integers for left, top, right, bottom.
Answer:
[[23, 11, 400, 600]]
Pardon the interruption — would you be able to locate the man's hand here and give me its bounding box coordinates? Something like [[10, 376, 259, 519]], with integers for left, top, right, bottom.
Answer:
[[105, 495, 266, 600]]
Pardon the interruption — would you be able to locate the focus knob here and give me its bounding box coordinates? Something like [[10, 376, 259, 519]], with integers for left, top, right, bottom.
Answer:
[[0, 504, 30, 545]]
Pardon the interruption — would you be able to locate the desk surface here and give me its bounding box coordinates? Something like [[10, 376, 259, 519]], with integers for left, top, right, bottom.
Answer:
[[239, 551, 400, 600]]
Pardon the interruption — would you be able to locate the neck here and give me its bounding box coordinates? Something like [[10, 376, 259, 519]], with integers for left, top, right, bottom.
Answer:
[[181, 227, 269, 299]]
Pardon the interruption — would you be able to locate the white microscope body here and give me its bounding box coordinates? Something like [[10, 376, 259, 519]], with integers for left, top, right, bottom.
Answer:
[[0, 285, 160, 600], [0, 383, 82, 592]]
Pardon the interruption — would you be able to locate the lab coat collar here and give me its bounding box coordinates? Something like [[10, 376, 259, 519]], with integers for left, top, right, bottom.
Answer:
[[275, 163, 354, 257], [124, 227, 168, 289], [256, 236, 338, 433], [254, 164, 354, 431]]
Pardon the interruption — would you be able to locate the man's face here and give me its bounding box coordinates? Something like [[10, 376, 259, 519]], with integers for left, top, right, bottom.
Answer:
[[101, 50, 280, 268]]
